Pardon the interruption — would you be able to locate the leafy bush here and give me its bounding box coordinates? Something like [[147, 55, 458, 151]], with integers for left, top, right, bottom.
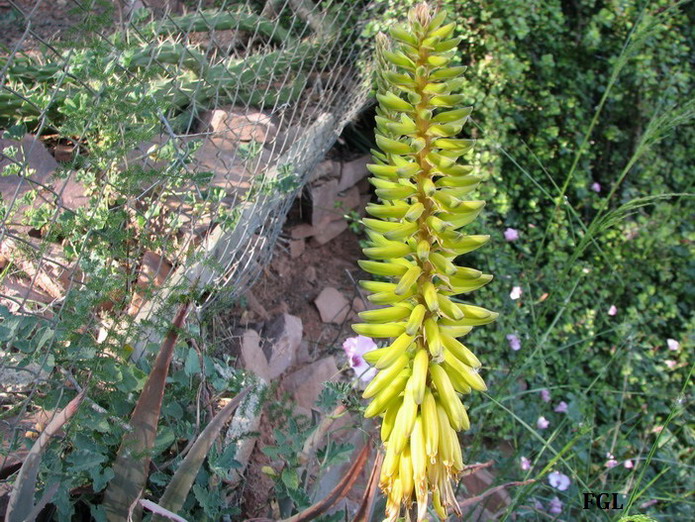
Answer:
[[358, 0, 693, 518]]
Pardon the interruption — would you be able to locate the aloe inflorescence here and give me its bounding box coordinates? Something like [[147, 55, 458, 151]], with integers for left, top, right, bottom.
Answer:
[[352, 3, 497, 520]]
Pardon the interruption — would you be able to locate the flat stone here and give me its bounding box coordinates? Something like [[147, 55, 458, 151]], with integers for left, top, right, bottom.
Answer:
[[337, 155, 370, 192], [281, 356, 339, 412], [290, 224, 314, 239], [314, 287, 350, 324], [127, 251, 172, 316], [311, 179, 340, 229], [241, 314, 303, 381], [310, 160, 339, 184], [260, 313, 302, 379], [198, 106, 277, 144], [240, 329, 268, 381], [312, 219, 348, 245], [289, 239, 305, 259], [0, 349, 51, 392], [352, 297, 367, 313], [335, 185, 361, 211]]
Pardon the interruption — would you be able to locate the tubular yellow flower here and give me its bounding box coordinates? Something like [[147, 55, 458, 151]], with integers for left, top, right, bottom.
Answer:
[[352, 3, 497, 520]]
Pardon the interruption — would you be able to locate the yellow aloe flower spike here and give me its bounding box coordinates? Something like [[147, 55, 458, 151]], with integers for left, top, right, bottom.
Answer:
[[353, 3, 497, 520]]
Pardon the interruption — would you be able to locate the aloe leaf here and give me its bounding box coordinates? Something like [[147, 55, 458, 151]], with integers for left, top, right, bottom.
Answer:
[[102, 302, 190, 522], [152, 386, 251, 519], [5, 388, 87, 522]]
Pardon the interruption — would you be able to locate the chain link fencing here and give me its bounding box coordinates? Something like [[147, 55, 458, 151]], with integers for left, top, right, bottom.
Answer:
[[0, 0, 378, 512]]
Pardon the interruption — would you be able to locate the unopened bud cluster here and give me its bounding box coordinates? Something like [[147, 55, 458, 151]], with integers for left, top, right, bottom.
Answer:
[[352, 3, 497, 520]]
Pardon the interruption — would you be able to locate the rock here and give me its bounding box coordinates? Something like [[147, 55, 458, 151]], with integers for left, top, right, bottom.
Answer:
[[337, 155, 370, 192], [281, 356, 339, 412], [352, 296, 367, 313], [127, 252, 172, 315], [270, 255, 291, 278], [0, 349, 51, 392], [245, 290, 270, 321], [240, 330, 267, 380], [296, 340, 312, 365], [290, 224, 314, 239], [199, 107, 277, 144], [0, 237, 77, 301], [240, 314, 303, 381], [289, 239, 305, 259], [54, 176, 89, 211], [0, 135, 63, 222], [53, 143, 74, 162], [305, 266, 317, 284], [311, 179, 340, 229], [314, 287, 350, 324], [310, 160, 339, 184], [335, 185, 361, 212], [312, 219, 348, 245]]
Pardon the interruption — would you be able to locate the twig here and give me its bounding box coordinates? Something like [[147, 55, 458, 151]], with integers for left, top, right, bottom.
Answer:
[[353, 451, 383, 522], [278, 441, 371, 522], [458, 479, 536, 509]]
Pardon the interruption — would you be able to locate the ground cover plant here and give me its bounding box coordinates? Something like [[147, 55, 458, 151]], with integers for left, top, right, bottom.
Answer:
[[0, 0, 692, 520]]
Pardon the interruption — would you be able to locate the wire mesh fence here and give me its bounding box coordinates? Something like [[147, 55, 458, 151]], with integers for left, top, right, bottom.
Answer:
[[0, 0, 375, 514]]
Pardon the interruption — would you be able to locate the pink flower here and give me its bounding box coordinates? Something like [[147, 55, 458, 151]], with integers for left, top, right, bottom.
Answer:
[[624, 459, 634, 469], [342, 335, 377, 382], [608, 305, 617, 316], [510, 286, 522, 300], [540, 389, 551, 402], [591, 182, 601, 193], [548, 496, 563, 515], [504, 227, 519, 241], [537, 416, 549, 430], [548, 471, 571, 491], [507, 333, 521, 351], [667, 338, 680, 351], [520, 456, 531, 471], [665, 359, 677, 370], [605, 452, 618, 468], [554, 401, 568, 413]]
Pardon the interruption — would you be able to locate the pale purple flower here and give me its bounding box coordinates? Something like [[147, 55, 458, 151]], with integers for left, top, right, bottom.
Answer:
[[540, 389, 551, 402], [605, 452, 619, 469], [548, 471, 571, 491], [554, 401, 568, 414], [537, 416, 549, 430], [507, 333, 521, 351], [608, 305, 617, 316], [624, 459, 634, 469], [533, 499, 544, 511], [510, 286, 522, 300], [520, 456, 531, 471], [548, 496, 563, 515], [504, 227, 519, 241], [342, 335, 377, 382], [591, 182, 601, 193], [667, 338, 680, 351], [665, 359, 677, 370]]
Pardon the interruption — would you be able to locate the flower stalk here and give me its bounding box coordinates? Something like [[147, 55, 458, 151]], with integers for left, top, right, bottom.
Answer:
[[352, 3, 497, 520]]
